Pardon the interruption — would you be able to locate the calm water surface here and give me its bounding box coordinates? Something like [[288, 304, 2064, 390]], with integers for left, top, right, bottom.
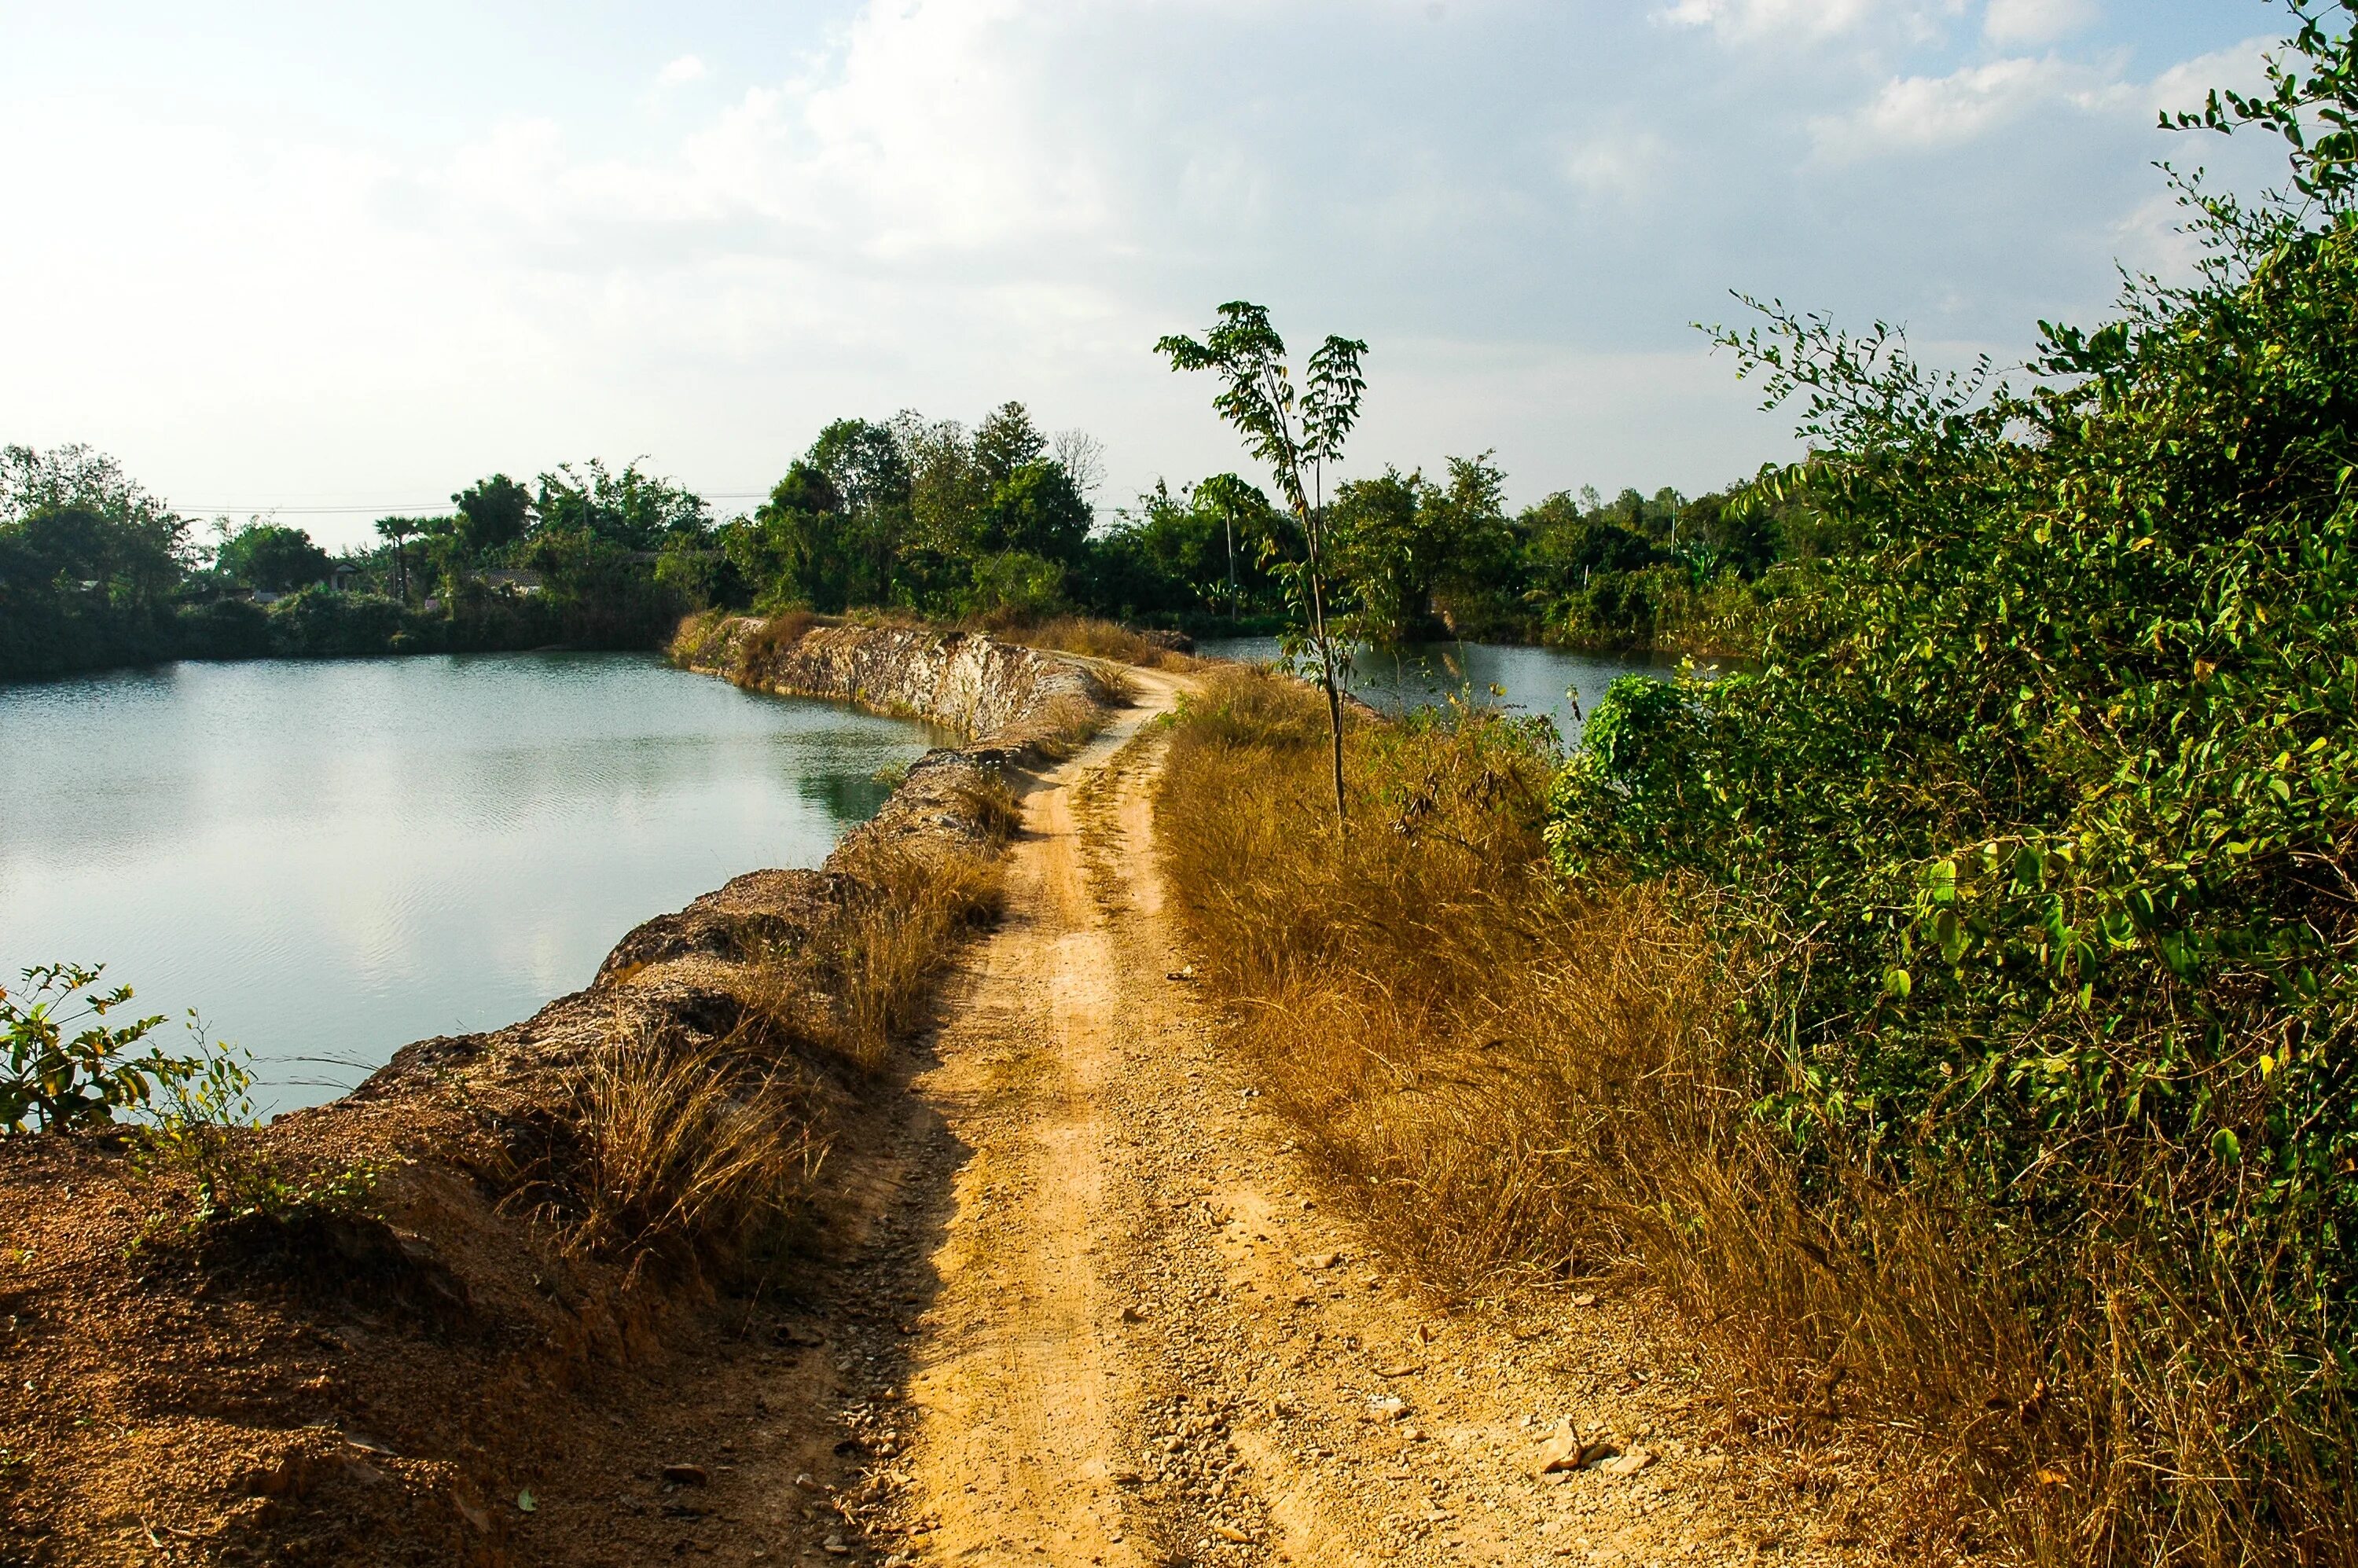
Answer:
[[1193, 637, 1680, 742], [0, 654, 943, 1113]]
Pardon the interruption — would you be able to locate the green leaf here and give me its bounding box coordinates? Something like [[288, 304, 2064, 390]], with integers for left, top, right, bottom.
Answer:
[[1934, 907, 1967, 965]]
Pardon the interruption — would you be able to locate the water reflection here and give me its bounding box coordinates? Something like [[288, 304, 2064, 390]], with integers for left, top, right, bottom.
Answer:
[[0, 654, 945, 1114], [1192, 637, 1683, 744]]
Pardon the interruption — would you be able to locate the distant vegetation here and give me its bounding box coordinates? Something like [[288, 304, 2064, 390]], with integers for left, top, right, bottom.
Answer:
[[4, 398, 1836, 683]]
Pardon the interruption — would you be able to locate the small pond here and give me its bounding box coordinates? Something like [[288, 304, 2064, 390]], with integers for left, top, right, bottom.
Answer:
[[0, 654, 944, 1114], [1192, 637, 1684, 744]]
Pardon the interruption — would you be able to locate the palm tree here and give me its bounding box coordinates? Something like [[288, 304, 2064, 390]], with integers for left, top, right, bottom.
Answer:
[[374, 516, 417, 602]]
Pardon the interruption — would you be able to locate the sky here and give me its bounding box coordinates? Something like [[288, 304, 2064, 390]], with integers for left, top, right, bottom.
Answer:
[[0, 0, 2295, 548]]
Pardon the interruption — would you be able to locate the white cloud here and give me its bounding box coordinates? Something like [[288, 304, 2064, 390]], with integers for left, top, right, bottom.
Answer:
[[2145, 36, 2275, 120], [656, 54, 709, 89], [1813, 55, 2084, 156], [1657, 0, 1948, 40], [1983, 0, 2098, 47], [1810, 35, 2275, 162], [1562, 129, 1670, 201]]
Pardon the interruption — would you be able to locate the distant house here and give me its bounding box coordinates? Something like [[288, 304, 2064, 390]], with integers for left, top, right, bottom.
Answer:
[[483, 568, 546, 595], [330, 562, 360, 593]]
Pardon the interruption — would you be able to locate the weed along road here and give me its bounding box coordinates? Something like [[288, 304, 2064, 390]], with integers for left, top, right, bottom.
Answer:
[[790, 667, 1867, 1568]]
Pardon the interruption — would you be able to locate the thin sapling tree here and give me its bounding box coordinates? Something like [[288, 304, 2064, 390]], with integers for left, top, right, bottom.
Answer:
[[1156, 302, 1368, 824]]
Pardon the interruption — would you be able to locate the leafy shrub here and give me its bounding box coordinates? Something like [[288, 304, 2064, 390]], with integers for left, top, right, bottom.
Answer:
[[265, 587, 432, 657], [174, 596, 272, 659], [132, 1031, 381, 1228], [964, 550, 1066, 620], [1547, 13, 2358, 1558], [0, 964, 204, 1133]]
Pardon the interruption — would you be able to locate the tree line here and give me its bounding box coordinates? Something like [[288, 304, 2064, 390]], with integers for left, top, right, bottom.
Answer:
[[2, 401, 1843, 684]]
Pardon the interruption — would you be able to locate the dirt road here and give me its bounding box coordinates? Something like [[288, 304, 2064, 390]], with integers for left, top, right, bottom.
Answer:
[[701, 672, 1873, 1567]]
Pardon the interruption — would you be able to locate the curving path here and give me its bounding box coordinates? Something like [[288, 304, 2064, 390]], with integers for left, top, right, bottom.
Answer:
[[777, 666, 1871, 1568]]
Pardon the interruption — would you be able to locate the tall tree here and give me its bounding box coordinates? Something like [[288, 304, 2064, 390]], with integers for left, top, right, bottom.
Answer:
[[215, 523, 332, 593], [373, 515, 423, 600], [0, 450, 190, 679], [1158, 302, 1368, 824], [1194, 472, 1267, 621], [533, 461, 709, 552], [979, 461, 1092, 564], [732, 460, 856, 610], [974, 402, 1048, 490], [450, 474, 533, 558], [808, 417, 913, 602]]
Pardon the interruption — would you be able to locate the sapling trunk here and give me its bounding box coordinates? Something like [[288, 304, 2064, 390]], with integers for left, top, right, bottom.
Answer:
[[1303, 522, 1347, 828]]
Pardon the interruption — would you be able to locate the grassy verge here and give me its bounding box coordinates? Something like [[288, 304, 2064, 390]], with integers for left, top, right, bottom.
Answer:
[[1153, 665, 2350, 1563], [969, 612, 1195, 670], [496, 760, 1019, 1287], [814, 779, 1018, 1074]]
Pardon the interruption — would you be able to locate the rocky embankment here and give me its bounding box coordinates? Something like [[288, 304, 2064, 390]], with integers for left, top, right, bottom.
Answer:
[[0, 619, 1116, 1568], [673, 615, 1111, 763]]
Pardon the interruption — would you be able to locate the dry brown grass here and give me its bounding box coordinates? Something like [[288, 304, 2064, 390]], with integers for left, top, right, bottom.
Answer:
[[494, 765, 1020, 1291], [980, 613, 1195, 671], [1025, 689, 1121, 759], [736, 608, 821, 674], [667, 608, 734, 667], [496, 1014, 831, 1290], [815, 776, 1019, 1074], [668, 608, 828, 676], [1152, 665, 2349, 1565]]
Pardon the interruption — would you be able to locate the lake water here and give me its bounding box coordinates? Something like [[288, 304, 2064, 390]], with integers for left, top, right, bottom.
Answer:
[[1192, 637, 1680, 744], [0, 654, 942, 1114]]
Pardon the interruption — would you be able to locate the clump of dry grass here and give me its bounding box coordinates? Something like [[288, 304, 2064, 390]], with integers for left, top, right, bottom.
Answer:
[[981, 613, 1194, 670], [817, 776, 1019, 1074], [1155, 665, 2255, 1562], [667, 608, 733, 667], [498, 1015, 830, 1290], [736, 608, 821, 678], [1025, 689, 1118, 760], [669, 608, 828, 679], [840, 605, 932, 633]]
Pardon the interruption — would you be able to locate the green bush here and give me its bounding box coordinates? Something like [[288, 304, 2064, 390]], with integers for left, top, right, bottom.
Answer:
[[174, 596, 272, 659], [1548, 12, 2358, 1554], [0, 964, 206, 1133], [264, 587, 433, 656], [964, 549, 1067, 620]]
